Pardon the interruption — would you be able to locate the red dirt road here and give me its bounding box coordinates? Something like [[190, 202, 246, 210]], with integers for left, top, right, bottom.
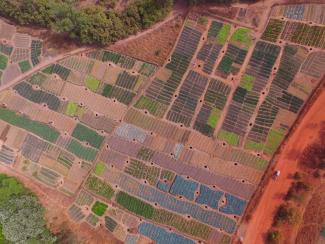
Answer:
[[243, 86, 325, 244]]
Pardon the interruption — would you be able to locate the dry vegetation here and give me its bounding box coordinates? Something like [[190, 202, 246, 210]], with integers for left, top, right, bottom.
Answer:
[[111, 15, 184, 66]]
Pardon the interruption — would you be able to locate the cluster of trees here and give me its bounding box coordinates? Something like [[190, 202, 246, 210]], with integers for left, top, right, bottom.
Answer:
[[0, 174, 56, 243], [0, 0, 173, 45]]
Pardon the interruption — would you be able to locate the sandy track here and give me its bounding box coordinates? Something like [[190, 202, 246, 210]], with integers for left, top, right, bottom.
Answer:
[[243, 81, 325, 244]]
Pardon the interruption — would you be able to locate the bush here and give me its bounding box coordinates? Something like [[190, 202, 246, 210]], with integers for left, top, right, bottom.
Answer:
[[274, 204, 300, 226], [266, 230, 281, 244], [293, 172, 302, 180], [313, 170, 321, 178]]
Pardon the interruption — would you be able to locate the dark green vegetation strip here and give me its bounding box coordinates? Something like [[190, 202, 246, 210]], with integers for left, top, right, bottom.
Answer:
[[72, 124, 104, 149], [0, 107, 59, 142], [85, 175, 114, 200], [116, 191, 154, 219], [0, 0, 173, 45], [0, 174, 56, 243]]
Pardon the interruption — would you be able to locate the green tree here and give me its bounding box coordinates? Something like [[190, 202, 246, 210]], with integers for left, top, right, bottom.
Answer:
[[0, 174, 56, 243]]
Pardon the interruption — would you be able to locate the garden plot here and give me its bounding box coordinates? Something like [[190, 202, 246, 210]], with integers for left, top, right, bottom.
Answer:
[[194, 79, 231, 137], [271, 4, 325, 25], [5, 128, 26, 152], [61, 82, 127, 121], [138, 222, 195, 244], [71, 123, 104, 149], [137, 22, 203, 117], [196, 20, 226, 75], [0, 144, 16, 165], [79, 110, 117, 133], [39, 75, 66, 95], [261, 19, 285, 42], [280, 21, 325, 49], [219, 41, 280, 146], [0, 21, 44, 86], [68, 204, 85, 222], [14, 82, 61, 111], [245, 44, 311, 156], [124, 159, 160, 185], [98, 148, 128, 171], [216, 27, 253, 78], [59, 56, 94, 75], [124, 108, 190, 143], [301, 51, 325, 78], [2, 91, 76, 135], [104, 168, 238, 234], [167, 71, 209, 127]]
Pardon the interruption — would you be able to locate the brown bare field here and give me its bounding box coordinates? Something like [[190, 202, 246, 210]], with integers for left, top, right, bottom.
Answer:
[[242, 77, 325, 244], [110, 15, 184, 66]]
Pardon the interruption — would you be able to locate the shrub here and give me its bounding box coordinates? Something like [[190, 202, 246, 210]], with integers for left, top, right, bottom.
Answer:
[[274, 204, 300, 225], [266, 230, 281, 244], [293, 172, 302, 180]]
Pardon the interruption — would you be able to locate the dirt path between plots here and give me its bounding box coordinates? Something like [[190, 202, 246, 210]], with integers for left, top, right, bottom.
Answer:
[[0, 164, 120, 244], [243, 81, 325, 244]]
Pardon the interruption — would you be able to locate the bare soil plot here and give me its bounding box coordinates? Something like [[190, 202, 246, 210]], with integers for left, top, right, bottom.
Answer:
[[111, 15, 184, 66]]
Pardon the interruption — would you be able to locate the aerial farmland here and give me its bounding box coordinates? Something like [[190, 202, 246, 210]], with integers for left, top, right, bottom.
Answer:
[[0, 1, 324, 244]]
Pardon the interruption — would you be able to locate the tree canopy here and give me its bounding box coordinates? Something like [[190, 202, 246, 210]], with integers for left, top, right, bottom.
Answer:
[[0, 0, 173, 45], [0, 174, 56, 243]]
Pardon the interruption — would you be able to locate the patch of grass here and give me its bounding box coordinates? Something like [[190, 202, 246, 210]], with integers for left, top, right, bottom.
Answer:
[[230, 27, 252, 49], [240, 74, 255, 91], [264, 129, 284, 155], [0, 54, 8, 70], [216, 23, 231, 45], [65, 101, 78, 117], [85, 76, 100, 92], [91, 201, 108, 216], [116, 191, 154, 219], [207, 108, 221, 128], [18, 60, 31, 73], [245, 139, 264, 151], [218, 129, 240, 146], [134, 96, 166, 117], [94, 162, 106, 176]]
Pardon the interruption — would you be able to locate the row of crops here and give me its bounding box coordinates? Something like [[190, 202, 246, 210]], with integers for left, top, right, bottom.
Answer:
[[80, 171, 232, 242], [271, 4, 325, 25], [196, 20, 227, 75], [219, 41, 280, 146], [135, 20, 203, 117], [244, 44, 311, 155], [216, 27, 252, 78], [262, 15, 325, 49]]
